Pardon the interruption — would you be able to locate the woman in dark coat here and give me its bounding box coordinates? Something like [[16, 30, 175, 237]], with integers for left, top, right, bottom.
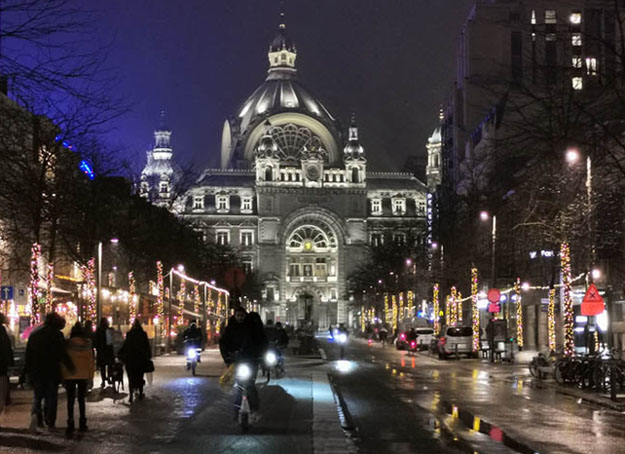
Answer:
[[118, 319, 151, 403], [94, 318, 114, 387]]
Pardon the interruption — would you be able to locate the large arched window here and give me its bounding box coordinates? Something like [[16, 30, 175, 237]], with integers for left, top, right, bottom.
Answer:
[[286, 223, 338, 282]]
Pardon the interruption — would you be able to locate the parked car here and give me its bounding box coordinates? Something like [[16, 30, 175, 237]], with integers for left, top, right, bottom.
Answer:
[[433, 326, 475, 359], [415, 327, 434, 350]]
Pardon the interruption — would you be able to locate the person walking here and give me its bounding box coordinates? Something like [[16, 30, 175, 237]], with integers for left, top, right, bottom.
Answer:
[[118, 319, 151, 403], [0, 313, 13, 425], [25, 312, 74, 432], [61, 322, 94, 436], [95, 318, 114, 388]]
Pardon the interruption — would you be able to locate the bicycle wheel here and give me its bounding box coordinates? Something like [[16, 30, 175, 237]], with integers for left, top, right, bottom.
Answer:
[[554, 359, 567, 384]]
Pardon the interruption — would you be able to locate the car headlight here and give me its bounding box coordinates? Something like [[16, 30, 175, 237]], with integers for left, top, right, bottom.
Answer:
[[187, 348, 197, 359], [265, 351, 277, 366], [236, 364, 252, 380], [338, 333, 347, 344]]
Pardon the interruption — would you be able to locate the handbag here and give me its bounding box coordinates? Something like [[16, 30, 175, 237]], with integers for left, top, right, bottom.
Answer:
[[144, 359, 155, 373]]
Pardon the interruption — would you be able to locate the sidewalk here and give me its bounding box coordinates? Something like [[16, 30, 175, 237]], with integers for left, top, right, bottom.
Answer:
[[0, 346, 352, 453]]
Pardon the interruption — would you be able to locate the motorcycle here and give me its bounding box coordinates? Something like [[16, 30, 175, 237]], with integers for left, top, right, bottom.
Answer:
[[408, 339, 418, 356], [263, 348, 285, 383], [234, 362, 256, 432], [185, 342, 201, 376]]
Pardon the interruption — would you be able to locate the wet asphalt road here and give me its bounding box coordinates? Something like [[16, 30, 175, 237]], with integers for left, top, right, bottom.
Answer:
[[324, 336, 625, 454], [0, 350, 320, 454]]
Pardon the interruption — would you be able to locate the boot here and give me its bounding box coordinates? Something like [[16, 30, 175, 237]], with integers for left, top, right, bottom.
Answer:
[[79, 418, 88, 432], [65, 420, 74, 437]]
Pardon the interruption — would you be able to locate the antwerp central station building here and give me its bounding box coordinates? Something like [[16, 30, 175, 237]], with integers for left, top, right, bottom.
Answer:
[[141, 19, 428, 329]]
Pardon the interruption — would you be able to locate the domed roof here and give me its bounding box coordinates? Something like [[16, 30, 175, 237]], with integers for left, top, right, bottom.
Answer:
[[270, 25, 295, 53], [235, 74, 336, 135]]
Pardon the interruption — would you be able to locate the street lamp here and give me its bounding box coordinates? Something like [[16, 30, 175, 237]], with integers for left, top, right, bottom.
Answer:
[[480, 211, 497, 287], [96, 238, 119, 322], [566, 147, 594, 269]]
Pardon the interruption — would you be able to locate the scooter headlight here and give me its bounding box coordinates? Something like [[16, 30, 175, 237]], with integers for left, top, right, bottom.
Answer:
[[338, 333, 347, 344], [236, 364, 252, 380], [187, 348, 197, 359], [265, 351, 277, 366]]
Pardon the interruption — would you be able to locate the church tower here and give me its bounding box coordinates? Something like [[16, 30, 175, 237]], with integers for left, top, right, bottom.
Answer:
[[140, 111, 177, 206], [343, 115, 366, 185], [426, 109, 443, 190]]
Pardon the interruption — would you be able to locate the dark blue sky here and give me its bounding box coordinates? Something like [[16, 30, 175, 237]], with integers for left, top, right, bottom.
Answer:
[[94, 0, 475, 173]]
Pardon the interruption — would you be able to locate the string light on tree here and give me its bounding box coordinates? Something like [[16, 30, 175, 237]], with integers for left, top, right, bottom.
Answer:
[[407, 290, 414, 320], [445, 294, 450, 326], [178, 278, 186, 325], [129, 271, 137, 323], [156, 261, 164, 322], [457, 292, 463, 324], [399, 292, 404, 323], [548, 288, 556, 353], [86, 258, 96, 321], [30, 243, 41, 324], [392, 294, 398, 332], [560, 242, 575, 356], [194, 285, 200, 315], [450, 287, 458, 327], [433, 284, 440, 335], [471, 268, 479, 352], [515, 277, 523, 349], [384, 293, 390, 325], [45, 263, 54, 315]]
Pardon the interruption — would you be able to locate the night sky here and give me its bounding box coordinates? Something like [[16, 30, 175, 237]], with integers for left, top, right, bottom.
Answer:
[[93, 0, 475, 174]]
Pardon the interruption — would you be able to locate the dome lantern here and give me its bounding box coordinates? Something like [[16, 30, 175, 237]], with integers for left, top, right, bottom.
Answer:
[[268, 8, 297, 74], [343, 114, 365, 159]]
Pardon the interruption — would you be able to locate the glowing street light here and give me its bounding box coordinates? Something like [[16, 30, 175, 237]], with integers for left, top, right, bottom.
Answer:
[[565, 147, 581, 164], [479, 211, 490, 222]]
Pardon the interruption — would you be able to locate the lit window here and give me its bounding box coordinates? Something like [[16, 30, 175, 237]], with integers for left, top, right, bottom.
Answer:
[[545, 10, 556, 24], [572, 77, 583, 90], [240, 231, 254, 247], [371, 199, 382, 214], [371, 233, 383, 247], [216, 231, 230, 245], [393, 198, 406, 215], [570, 12, 581, 25], [572, 57, 582, 68], [193, 196, 204, 210], [216, 194, 229, 211], [531, 10, 536, 24], [242, 260, 253, 274], [572, 33, 582, 46], [585, 57, 597, 75], [241, 197, 253, 213]]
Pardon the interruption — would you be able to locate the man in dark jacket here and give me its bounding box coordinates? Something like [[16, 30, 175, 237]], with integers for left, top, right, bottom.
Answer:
[[0, 313, 13, 420], [25, 312, 74, 432]]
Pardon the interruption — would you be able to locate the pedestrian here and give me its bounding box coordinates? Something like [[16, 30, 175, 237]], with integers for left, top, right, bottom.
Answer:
[[24, 312, 74, 432], [0, 313, 13, 425], [95, 318, 114, 388], [62, 322, 94, 435], [118, 319, 151, 403]]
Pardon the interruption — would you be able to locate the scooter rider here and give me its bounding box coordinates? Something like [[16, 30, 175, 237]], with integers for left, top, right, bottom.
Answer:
[[183, 320, 202, 349]]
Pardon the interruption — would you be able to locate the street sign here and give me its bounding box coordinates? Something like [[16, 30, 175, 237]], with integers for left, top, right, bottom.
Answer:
[[487, 288, 501, 304], [581, 283, 604, 316], [0, 286, 13, 300]]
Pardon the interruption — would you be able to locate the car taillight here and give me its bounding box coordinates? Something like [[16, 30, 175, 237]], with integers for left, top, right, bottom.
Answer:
[[410, 341, 416, 348], [400, 333, 406, 340]]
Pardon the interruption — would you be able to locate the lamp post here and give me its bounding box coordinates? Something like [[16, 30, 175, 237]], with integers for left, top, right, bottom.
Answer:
[[566, 148, 594, 268], [480, 211, 497, 288], [96, 238, 119, 323]]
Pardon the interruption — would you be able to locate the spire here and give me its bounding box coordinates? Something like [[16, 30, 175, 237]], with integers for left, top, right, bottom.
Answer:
[[154, 109, 172, 150], [158, 109, 169, 131], [344, 113, 364, 158], [268, 1, 297, 73], [348, 113, 359, 141]]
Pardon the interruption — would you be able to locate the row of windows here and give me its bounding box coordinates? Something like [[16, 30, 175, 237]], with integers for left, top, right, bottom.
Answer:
[[370, 198, 426, 215], [531, 10, 581, 26], [213, 230, 254, 247], [370, 232, 424, 247], [193, 195, 253, 212]]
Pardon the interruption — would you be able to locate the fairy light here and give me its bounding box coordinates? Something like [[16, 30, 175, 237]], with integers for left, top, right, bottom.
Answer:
[[177, 278, 186, 325], [384, 293, 390, 325], [30, 243, 41, 324], [457, 291, 463, 324], [407, 290, 414, 320], [156, 261, 164, 321], [561, 242, 574, 356], [548, 288, 556, 352], [515, 277, 523, 349], [216, 292, 222, 335], [194, 284, 200, 315], [433, 283, 440, 335], [471, 268, 479, 352], [594, 330, 600, 352], [445, 294, 451, 326], [86, 258, 96, 321], [399, 292, 404, 323], [129, 271, 137, 323], [450, 286, 458, 327], [361, 305, 365, 332], [392, 294, 398, 332], [45, 263, 54, 315]]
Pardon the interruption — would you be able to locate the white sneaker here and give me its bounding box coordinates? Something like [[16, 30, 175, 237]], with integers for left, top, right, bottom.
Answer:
[[28, 414, 38, 434]]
